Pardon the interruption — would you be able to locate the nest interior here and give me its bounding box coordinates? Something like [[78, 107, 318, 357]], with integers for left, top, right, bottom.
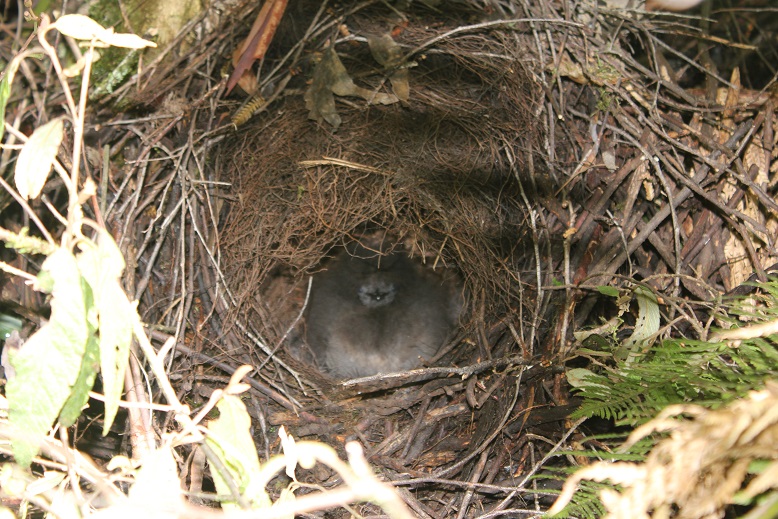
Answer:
[[213, 2, 558, 472], [222, 25, 542, 324], [2, 0, 777, 515]]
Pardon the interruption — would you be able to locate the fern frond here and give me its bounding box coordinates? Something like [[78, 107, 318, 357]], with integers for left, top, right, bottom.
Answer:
[[571, 279, 778, 427]]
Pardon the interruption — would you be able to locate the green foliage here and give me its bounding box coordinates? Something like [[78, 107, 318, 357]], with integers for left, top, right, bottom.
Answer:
[[571, 336, 776, 426], [5, 190, 139, 465], [14, 117, 63, 200], [2, 13, 154, 467], [0, 55, 24, 142], [6, 250, 90, 466], [536, 434, 657, 518], [551, 281, 778, 518], [615, 286, 659, 361], [541, 469, 607, 519], [76, 232, 135, 435], [59, 332, 100, 427], [556, 433, 655, 462], [570, 280, 778, 427], [205, 395, 270, 509], [552, 481, 607, 519]]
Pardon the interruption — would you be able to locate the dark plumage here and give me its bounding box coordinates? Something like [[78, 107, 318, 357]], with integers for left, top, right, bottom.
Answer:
[[306, 243, 461, 378]]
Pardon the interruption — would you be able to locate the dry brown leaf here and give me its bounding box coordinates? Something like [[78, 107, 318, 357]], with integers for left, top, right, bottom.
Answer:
[[227, 0, 288, 94], [367, 34, 410, 104], [304, 48, 399, 128]]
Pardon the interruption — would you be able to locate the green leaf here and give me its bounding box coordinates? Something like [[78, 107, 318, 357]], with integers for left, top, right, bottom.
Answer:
[[597, 285, 620, 298], [54, 14, 156, 49], [59, 332, 100, 427], [567, 368, 608, 389], [14, 118, 64, 200], [53, 14, 107, 40], [0, 56, 25, 142], [0, 80, 11, 144], [619, 286, 661, 362], [100, 32, 157, 50], [26, 470, 65, 496], [76, 231, 135, 435], [6, 248, 89, 467], [205, 396, 269, 510]]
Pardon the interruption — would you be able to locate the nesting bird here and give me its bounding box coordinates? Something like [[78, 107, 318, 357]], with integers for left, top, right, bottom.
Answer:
[[306, 242, 462, 378]]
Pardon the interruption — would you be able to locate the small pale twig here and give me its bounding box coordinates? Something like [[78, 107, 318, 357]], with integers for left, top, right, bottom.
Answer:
[[0, 260, 38, 283]]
